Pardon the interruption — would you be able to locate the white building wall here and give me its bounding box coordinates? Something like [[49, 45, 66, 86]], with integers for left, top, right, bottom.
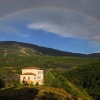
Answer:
[[20, 69, 44, 85], [22, 69, 38, 74], [20, 75, 37, 85]]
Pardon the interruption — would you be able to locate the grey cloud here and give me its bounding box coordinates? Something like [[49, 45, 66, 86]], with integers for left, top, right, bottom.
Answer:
[[0, 1, 100, 46], [4, 8, 99, 45], [0, 0, 100, 20]]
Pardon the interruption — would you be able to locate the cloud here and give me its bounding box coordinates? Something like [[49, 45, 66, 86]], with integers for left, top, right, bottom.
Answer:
[[96, 51, 100, 53], [27, 22, 100, 46], [28, 22, 74, 37], [0, 0, 100, 20], [0, 5, 100, 46], [0, 24, 29, 38], [25, 8, 100, 46]]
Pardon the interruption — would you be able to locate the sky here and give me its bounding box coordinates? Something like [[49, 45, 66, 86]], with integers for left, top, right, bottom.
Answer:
[[0, 0, 100, 54]]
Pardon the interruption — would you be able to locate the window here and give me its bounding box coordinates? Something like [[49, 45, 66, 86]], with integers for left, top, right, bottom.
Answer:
[[22, 77, 26, 84], [28, 77, 30, 80], [34, 77, 36, 80], [38, 71, 43, 74], [41, 79, 43, 83], [37, 76, 41, 79], [23, 77, 26, 80], [41, 71, 43, 74]]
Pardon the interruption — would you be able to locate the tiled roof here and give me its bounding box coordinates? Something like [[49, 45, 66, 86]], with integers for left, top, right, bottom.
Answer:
[[22, 73, 36, 75], [22, 67, 42, 70]]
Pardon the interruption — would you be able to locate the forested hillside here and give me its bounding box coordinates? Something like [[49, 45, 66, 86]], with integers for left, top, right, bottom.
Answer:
[[0, 41, 100, 69], [64, 63, 100, 100], [0, 41, 87, 57], [0, 41, 100, 100], [0, 41, 100, 57]]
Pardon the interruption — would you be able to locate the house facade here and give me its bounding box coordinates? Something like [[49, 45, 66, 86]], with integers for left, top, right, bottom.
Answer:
[[20, 67, 44, 85]]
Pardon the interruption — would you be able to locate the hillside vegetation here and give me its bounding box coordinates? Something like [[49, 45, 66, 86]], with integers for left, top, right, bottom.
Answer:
[[0, 41, 100, 100], [0, 86, 92, 100], [0, 41, 100, 57], [0, 41, 87, 57], [0, 41, 100, 69], [64, 63, 100, 100]]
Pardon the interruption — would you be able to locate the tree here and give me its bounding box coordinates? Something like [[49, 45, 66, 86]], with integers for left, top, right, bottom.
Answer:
[[44, 71, 55, 86], [52, 78, 62, 88], [0, 79, 5, 89]]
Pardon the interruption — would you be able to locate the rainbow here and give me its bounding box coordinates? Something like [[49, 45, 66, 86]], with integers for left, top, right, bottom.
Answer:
[[0, 7, 100, 24]]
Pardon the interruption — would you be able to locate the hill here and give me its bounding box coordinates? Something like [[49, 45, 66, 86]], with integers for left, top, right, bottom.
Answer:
[[0, 41, 87, 57], [64, 62, 100, 100], [0, 41, 100, 69], [0, 86, 92, 100], [0, 41, 99, 100], [0, 41, 100, 58]]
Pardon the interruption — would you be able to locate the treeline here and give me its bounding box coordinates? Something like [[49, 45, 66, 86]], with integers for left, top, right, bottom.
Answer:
[[44, 71, 92, 99], [0, 67, 19, 88], [0, 68, 91, 99], [0, 61, 99, 99], [64, 63, 100, 100]]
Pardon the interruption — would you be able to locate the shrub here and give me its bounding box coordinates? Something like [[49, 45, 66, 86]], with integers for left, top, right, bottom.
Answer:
[[0, 79, 5, 89]]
